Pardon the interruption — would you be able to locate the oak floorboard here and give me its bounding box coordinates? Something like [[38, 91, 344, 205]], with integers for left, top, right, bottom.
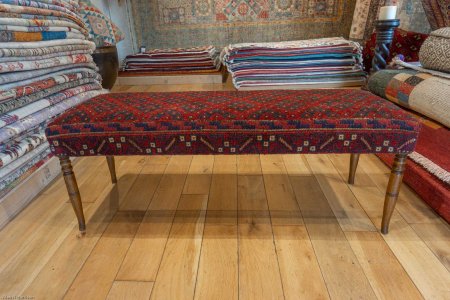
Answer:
[[22, 157, 143, 298], [119, 163, 166, 212], [305, 219, 378, 300], [23, 182, 127, 299], [237, 155, 262, 175], [182, 155, 214, 195], [237, 156, 285, 300], [42, 156, 103, 196], [0, 203, 89, 295], [380, 216, 450, 300], [0, 191, 68, 269], [291, 155, 377, 300], [106, 281, 154, 300], [345, 231, 424, 299], [145, 155, 171, 165], [410, 223, 450, 272], [116, 156, 192, 282], [331, 154, 450, 299], [194, 155, 238, 300], [64, 212, 145, 300], [111, 85, 135, 92], [305, 154, 376, 232], [359, 155, 442, 224], [125, 85, 152, 92], [272, 225, 330, 300], [260, 155, 303, 226], [0, 157, 135, 294], [0, 157, 105, 269], [78, 159, 114, 203], [328, 154, 401, 221], [150, 195, 208, 300]]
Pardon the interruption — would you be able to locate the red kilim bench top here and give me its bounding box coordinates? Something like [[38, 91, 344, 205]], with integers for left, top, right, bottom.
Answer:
[[45, 89, 420, 157]]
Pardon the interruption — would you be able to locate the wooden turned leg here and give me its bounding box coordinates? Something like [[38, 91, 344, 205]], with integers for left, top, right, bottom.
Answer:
[[381, 153, 408, 234], [60, 156, 86, 234], [348, 154, 360, 184], [106, 156, 117, 184]]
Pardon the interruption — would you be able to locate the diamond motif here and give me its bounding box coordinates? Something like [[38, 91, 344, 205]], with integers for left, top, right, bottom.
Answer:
[[47, 90, 420, 157]]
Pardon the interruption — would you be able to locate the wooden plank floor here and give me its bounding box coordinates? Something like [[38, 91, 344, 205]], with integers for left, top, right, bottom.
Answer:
[[1, 83, 449, 300]]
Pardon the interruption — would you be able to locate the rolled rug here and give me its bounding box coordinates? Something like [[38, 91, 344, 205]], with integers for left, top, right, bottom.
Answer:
[[0, 0, 80, 19], [0, 68, 100, 101], [0, 48, 94, 62], [0, 141, 51, 193], [0, 3, 85, 28], [0, 63, 98, 86], [0, 38, 95, 49], [0, 89, 107, 144], [0, 129, 46, 168], [419, 27, 450, 73], [0, 30, 86, 42], [23, 0, 79, 11], [0, 42, 94, 58], [0, 17, 88, 35], [0, 80, 102, 115], [0, 53, 93, 73]]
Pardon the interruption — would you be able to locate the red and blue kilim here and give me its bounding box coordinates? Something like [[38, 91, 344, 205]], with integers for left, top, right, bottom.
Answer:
[[45, 89, 420, 157]]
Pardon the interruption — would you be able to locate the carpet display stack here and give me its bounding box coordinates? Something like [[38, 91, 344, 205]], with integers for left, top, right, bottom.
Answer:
[[0, 0, 106, 198], [122, 46, 221, 73], [222, 37, 367, 90]]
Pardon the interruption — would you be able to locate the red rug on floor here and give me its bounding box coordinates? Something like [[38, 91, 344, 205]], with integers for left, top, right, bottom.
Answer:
[[377, 119, 450, 223]]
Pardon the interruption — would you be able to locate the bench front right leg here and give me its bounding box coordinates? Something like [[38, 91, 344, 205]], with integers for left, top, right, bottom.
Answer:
[[348, 153, 360, 184], [59, 156, 86, 234], [106, 155, 117, 184], [381, 153, 407, 234]]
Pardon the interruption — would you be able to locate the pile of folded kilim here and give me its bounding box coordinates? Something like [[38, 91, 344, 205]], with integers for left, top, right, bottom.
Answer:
[[222, 37, 367, 90], [0, 0, 106, 197], [122, 46, 221, 73]]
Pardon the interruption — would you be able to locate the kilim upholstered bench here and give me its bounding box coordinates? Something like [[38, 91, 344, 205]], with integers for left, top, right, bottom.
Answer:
[[45, 89, 421, 235]]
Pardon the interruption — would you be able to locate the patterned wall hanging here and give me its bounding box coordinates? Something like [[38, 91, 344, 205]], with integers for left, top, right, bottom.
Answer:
[[130, 0, 357, 48]]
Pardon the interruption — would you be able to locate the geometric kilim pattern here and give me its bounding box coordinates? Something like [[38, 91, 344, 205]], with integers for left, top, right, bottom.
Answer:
[[45, 90, 420, 157], [130, 0, 357, 48], [79, 0, 120, 46], [385, 73, 432, 108], [156, 0, 344, 26]]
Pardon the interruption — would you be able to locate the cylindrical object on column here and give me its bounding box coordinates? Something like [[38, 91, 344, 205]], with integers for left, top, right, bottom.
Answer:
[[371, 19, 400, 73], [378, 6, 398, 20], [92, 45, 119, 90]]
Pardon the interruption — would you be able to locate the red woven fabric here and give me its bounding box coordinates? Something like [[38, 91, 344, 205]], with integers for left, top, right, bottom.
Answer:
[[363, 29, 429, 72], [45, 90, 420, 157]]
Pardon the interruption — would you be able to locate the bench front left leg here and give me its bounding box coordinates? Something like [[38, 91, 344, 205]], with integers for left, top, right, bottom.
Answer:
[[348, 153, 360, 184], [106, 156, 117, 184], [381, 153, 407, 234], [60, 156, 86, 234]]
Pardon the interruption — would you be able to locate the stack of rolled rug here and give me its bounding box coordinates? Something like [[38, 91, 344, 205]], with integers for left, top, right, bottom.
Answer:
[[0, 0, 107, 198], [222, 37, 367, 90], [122, 46, 221, 73]]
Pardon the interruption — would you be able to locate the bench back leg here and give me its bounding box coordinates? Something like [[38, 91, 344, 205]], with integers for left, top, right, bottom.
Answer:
[[381, 153, 407, 234], [348, 154, 360, 184], [60, 156, 86, 235], [106, 156, 117, 184]]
